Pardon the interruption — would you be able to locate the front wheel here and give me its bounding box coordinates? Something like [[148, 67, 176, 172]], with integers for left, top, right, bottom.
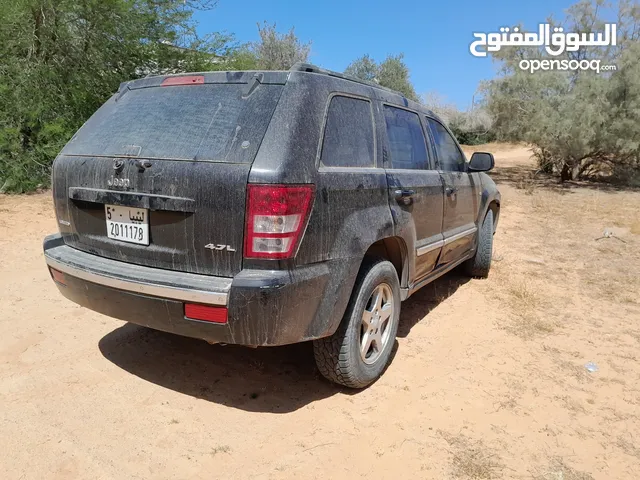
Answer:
[[464, 209, 494, 278], [313, 259, 401, 388]]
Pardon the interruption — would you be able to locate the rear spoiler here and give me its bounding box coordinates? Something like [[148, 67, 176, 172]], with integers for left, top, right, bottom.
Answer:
[[118, 70, 289, 93]]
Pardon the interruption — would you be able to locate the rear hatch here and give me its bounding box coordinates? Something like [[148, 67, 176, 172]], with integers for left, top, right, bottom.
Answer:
[[52, 72, 286, 277]]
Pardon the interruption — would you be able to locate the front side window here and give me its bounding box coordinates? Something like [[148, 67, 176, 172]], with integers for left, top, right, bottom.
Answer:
[[427, 118, 466, 172], [383, 105, 429, 170], [320, 96, 375, 168]]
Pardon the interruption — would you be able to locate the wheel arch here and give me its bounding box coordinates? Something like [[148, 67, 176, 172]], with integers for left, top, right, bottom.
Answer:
[[361, 236, 409, 288], [487, 199, 500, 233]]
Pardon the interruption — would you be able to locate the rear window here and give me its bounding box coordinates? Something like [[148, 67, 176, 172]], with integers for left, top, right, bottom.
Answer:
[[62, 83, 283, 163]]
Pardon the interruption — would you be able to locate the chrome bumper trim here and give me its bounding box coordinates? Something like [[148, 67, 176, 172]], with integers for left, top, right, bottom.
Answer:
[[44, 243, 230, 306]]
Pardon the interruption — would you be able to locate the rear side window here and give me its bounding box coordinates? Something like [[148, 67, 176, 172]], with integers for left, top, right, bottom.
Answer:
[[320, 96, 375, 168], [61, 83, 283, 163], [383, 106, 429, 170], [426, 118, 466, 172]]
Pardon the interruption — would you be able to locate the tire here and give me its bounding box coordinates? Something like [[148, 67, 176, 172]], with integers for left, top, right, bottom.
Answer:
[[313, 258, 401, 389], [464, 209, 494, 278]]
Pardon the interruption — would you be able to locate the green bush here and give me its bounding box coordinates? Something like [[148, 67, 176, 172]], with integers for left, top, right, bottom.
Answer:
[[345, 54, 420, 101], [453, 129, 496, 146], [484, 0, 640, 182], [0, 0, 234, 193], [421, 92, 495, 146]]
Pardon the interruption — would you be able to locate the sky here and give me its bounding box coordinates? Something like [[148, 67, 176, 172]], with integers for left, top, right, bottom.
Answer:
[[194, 0, 578, 109]]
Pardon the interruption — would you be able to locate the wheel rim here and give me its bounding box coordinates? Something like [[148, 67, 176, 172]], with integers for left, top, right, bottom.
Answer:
[[360, 283, 394, 365]]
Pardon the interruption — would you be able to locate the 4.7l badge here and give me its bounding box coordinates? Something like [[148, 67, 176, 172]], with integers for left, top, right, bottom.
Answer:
[[204, 244, 236, 252]]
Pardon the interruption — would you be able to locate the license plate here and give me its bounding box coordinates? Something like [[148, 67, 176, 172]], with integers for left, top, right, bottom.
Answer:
[[105, 204, 149, 245]]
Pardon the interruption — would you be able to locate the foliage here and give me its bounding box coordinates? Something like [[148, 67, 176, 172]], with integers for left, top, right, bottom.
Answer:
[[422, 92, 495, 145], [346, 54, 490, 143], [252, 22, 311, 70], [484, 0, 640, 181], [0, 8, 316, 192], [0, 0, 228, 192], [345, 53, 419, 101], [344, 54, 378, 82]]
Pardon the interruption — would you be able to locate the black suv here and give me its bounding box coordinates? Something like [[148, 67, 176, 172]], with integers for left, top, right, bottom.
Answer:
[[44, 63, 500, 388]]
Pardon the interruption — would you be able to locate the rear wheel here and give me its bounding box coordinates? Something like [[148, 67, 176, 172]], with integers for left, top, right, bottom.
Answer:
[[464, 209, 494, 278], [313, 259, 400, 388]]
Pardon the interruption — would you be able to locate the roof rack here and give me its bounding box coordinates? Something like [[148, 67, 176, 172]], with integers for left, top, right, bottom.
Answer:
[[290, 62, 414, 102]]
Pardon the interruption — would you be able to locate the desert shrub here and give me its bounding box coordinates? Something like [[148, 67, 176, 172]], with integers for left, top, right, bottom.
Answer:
[[253, 22, 311, 70], [484, 0, 640, 182], [422, 92, 495, 145]]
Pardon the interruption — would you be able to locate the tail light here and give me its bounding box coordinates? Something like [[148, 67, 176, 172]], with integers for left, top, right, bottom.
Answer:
[[49, 267, 67, 286], [244, 184, 315, 259], [161, 75, 204, 86]]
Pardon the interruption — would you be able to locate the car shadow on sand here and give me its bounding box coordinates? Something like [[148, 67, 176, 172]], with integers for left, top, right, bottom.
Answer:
[[396, 270, 469, 337], [99, 269, 469, 413]]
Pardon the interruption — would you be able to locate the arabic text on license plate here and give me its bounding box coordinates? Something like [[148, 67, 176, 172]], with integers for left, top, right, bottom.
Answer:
[[105, 204, 149, 245]]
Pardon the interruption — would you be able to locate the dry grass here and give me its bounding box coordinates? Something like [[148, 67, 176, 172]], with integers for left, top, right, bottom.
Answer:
[[617, 435, 640, 460], [508, 314, 557, 339], [516, 175, 537, 195], [3, 145, 640, 480], [506, 279, 540, 311], [210, 445, 231, 456], [490, 271, 557, 338], [592, 274, 639, 305], [551, 358, 593, 385], [488, 164, 640, 343], [439, 431, 504, 480], [555, 395, 587, 414], [530, 190, 565, 213], [533, 457, 595, 480]]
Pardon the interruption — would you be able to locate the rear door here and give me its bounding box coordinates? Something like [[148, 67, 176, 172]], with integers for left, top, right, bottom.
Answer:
[[425, 117, 481, 265], [381, 105, 444, 283], [52, 75, 285, 277]]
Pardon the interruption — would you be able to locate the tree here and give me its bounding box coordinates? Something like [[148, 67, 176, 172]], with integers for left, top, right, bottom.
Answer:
[[484, 0, 640, 181], [225, 45, 260, 70], [0, 0, 231, 192], [422, 92, 494, 145], [345, 53, 419, 101], [377, 54, 419, 101], [253, 22, 311, 70], [344, 54, 378, 82]]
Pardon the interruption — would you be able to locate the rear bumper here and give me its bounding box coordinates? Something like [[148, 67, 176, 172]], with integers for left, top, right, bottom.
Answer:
[[44, 235, 231, 305], [44, 234, 335, 346]]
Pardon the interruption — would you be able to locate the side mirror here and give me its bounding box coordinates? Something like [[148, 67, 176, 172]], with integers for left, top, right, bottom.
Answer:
[[469, 152, 495, 172]]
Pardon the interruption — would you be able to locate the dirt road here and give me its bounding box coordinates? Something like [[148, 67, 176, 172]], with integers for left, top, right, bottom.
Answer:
[[1, 146, 640, 479]]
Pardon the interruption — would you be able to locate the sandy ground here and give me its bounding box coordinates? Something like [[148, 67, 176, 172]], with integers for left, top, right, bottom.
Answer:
[[1, 145, 640, 480]]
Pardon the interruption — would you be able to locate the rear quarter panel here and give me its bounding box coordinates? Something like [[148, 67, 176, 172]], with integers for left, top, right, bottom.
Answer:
[[248, 73, 395, 337]]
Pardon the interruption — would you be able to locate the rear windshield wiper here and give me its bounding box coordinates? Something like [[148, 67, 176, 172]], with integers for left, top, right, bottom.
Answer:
[[242, 73, 263, 98]]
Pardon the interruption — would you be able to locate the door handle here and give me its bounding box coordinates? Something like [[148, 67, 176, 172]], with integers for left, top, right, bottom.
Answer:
[[445, 186, 458, 196], [394, 189, 415, 199], [394, 189, 415, 206]]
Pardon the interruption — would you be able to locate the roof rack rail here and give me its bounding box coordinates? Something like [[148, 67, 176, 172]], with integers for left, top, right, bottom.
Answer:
[[289, 62, 413, 101]]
